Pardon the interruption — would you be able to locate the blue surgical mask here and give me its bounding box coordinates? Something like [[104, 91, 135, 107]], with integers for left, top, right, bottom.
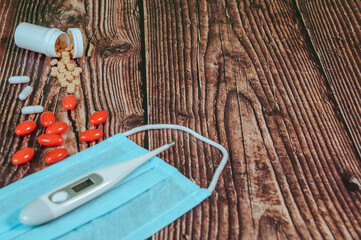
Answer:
[[0, 124, 228, 240]]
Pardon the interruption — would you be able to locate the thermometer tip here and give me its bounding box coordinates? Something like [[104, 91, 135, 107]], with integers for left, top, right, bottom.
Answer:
[[168, 141, 175, 146]]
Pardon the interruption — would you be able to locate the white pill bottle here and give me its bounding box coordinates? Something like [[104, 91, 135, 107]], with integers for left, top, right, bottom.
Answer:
[[14, 22, 83, 58]]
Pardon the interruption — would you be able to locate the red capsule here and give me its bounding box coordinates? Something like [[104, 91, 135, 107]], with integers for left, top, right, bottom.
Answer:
[[15, 120, 36, 136], [89, 110, 108, 125], [40, 111, 55, 127], [79, 129, 103, 142], [45, 148, 68, 164], [46, 122, 68, 134], [12, 148, 34, 165], [38, 134, 63, 146], [62, 95, 77, 110]]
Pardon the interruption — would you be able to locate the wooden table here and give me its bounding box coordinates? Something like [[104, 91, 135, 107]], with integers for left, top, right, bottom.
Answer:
[[1, 0, 361, 239]]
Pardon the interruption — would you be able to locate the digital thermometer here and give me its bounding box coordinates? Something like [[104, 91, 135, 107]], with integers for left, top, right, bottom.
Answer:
[[19, 142, 175, 225]]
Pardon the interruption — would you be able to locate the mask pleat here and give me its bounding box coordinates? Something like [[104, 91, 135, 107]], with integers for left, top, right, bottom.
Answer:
[[0, 134, 151, 238], [0, 134, 128, 235], [11, 165, 168, 240], [57, 161, 211, 240], [0, 132, 215, 240]]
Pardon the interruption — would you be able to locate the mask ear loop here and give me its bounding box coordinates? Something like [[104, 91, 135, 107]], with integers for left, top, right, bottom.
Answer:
[[123, 124, 228, 192]]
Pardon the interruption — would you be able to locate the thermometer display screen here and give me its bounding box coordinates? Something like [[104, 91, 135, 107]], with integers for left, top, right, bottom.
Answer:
[[72, 178, 94, 193]]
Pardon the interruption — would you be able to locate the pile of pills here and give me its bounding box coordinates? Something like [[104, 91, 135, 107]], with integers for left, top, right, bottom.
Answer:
[[55, 35, 72, 57], [10, 26, 110, 166], [50, 35, 82, 94]]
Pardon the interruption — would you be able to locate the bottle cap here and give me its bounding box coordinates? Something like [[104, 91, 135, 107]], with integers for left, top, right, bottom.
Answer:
[[67, 28, 84, 58]]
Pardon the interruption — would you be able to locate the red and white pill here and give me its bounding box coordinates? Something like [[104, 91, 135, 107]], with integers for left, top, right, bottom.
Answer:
[[40, 111, 56, 127], [12, 148, 34, 165], [21, 105, 44, 114], [46, 122, 68, 134], [45, 148, 68, 164], [18, 86, 33, 100], [38, 134, 63, 146], [15, 120, 37, 135], [62, 95, 76, 110], [79, 129, 103, 142], [89, 110, 108, 125], [8, 76, 30, 84]]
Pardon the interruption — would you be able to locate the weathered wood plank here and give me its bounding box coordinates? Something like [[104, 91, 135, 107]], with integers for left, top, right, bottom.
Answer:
[[144, 0, 361, 239], [0, 0, 144, 187], [296, 0, 361, 159]]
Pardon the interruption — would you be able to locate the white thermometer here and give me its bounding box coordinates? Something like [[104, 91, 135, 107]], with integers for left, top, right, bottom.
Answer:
[[19, 142, 175, 226]]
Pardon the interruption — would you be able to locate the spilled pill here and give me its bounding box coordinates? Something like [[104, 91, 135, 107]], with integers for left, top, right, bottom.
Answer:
[[50, 59, 58, 66], [63, 58, 71, 65], [15, 120, 37, 136], [51, 72, 58, 77], [38, 133, 63, 146], [8, 76, 30, 84], [60, 81, 68, 87], [79, 129, 103, 142], [21, 105, 44, 114], [62, 95, 76, 110], [12, 148, 34, 165], [89, 110, 108, 125], [18, 86, 33, 100], [40, 111, 56, 127], [45, 148, 68, 164], [74, 67, 82, 73], [72, 71, 80, 77], [46, 122, 68, 134], [66, 63, 75, 71]]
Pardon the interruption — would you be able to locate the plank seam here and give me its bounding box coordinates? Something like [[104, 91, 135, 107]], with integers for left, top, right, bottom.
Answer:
[[139, 0, 149, 148]]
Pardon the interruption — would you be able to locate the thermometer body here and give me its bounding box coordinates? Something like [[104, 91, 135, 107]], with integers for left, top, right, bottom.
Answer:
[[19, 142, 175, 225]]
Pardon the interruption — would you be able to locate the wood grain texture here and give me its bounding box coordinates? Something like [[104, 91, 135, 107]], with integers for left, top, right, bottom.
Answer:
[[144, 0, 361, 239], [0, 0, 144, 187], [2, 0, 361, 239], [296, 0, 361, 159]]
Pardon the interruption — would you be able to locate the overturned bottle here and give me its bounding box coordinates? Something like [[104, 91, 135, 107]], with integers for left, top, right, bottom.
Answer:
[[14, 22, 83, 58]]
